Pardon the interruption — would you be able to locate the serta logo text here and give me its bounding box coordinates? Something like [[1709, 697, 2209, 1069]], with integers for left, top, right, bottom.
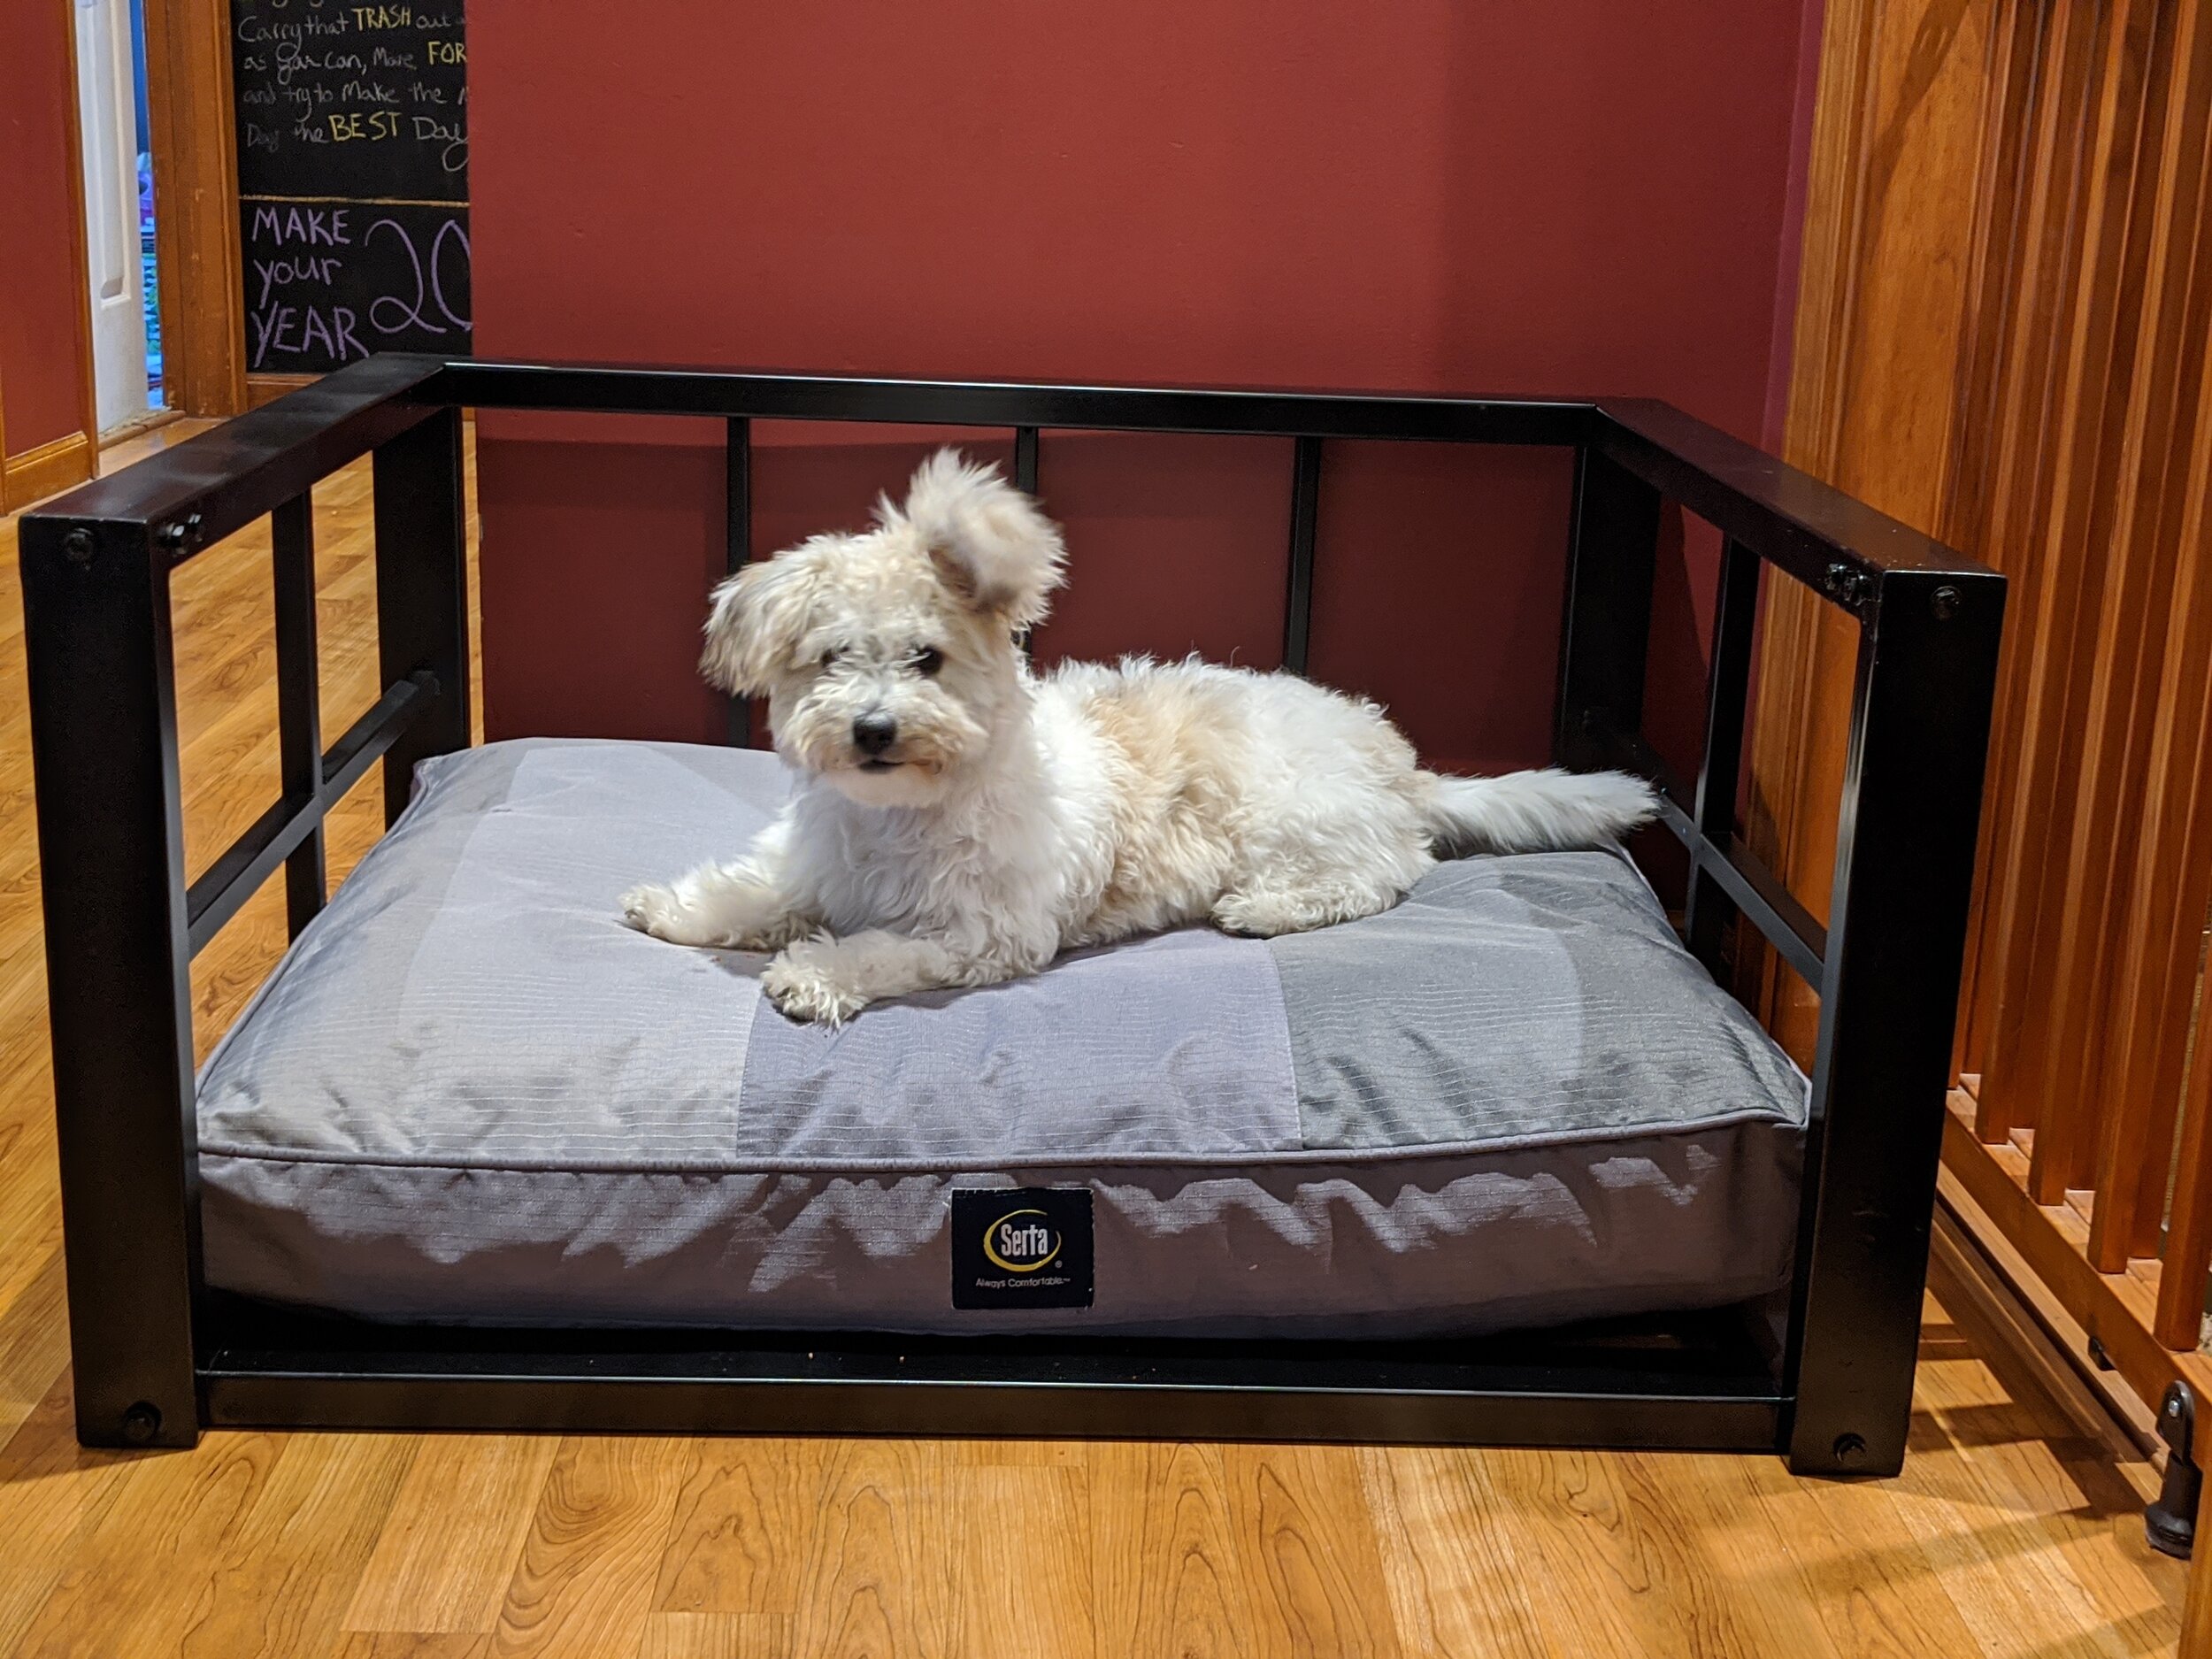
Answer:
[[950, 1188, 1091, 1309], [982, 1210, 1061, 1272]]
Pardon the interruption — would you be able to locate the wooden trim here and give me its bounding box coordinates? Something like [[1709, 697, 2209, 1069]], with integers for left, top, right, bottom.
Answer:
[[1941, 1096, 2212, 1413], [142, 0, 246, 416], [1940, 1141, 2212, 1630], [96, 406, 180, 450], [58, 0, 101, 447], [1931, 1186, 2162, 1461], [3, 432, 96, 512]]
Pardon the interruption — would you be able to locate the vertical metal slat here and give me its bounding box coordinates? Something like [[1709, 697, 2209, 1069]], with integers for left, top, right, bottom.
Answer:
[[272, 492, 326, 935], [1014, 425, 1039, 495], [726, 417, 754, 746], [1283, 436, 1322, 674], [1683, 538, 1761, 973], [1554, 445, 1663, 771], [372, 407, 471, 825], [1012, 426, 1041, 658]]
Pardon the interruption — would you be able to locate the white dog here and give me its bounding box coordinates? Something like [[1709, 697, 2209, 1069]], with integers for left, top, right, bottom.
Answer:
[[622, 449, 1656, 1024]]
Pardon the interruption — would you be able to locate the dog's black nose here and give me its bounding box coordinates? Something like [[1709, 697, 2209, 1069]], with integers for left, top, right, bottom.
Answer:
[[852, 712, 898, 756]]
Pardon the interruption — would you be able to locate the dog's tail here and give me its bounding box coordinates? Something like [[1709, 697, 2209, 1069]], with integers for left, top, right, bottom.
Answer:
[[1420, 768, 1659, 856]]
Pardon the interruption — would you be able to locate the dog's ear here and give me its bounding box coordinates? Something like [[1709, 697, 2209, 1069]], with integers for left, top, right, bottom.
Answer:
[[901, 448, 1066, 628], [700, 549, 817, 695]]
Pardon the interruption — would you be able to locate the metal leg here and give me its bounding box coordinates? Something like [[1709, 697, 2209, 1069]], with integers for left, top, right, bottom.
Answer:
[[19, 516, 203, 1448], [373, 406, 471, 825], [1786, 569, 2005, 1476]]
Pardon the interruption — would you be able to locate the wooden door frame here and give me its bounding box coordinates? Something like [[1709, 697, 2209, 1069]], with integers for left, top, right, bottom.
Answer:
[[142, 0, 248, 416], [61, 5, 100, 457], [1, 0, 102, 511]]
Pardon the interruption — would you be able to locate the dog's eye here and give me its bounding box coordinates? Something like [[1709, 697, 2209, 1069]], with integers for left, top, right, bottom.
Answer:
[[819, 649, 841, 671], [913, 647, 945, 678]]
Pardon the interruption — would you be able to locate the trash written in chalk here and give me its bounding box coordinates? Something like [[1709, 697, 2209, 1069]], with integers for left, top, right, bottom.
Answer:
[[231, 0, 471, 373]]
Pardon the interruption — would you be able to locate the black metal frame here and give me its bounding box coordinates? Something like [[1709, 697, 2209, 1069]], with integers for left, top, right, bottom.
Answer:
[[19, 356, 2004, 1472]]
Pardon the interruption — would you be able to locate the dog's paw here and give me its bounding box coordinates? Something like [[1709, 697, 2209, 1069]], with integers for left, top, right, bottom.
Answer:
[[762, 942, 872, 1027], [621, 882, 709, 945]]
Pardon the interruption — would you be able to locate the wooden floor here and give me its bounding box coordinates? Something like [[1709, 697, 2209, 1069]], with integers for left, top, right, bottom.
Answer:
[[0, 426, 2190, 1656]]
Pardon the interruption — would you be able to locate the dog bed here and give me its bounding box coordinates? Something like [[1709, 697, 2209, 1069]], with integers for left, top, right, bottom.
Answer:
[[195, 737, 1809, 1339]]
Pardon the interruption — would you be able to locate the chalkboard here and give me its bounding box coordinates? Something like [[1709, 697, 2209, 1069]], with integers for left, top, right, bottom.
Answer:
[[231, 0, 470, 374]]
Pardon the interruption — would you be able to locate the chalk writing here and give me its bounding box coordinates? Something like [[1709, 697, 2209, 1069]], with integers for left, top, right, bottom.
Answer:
[[250, 204, 354, 246], [365, 214, 471, 335], [243, 199, 469, 372], [231, 0, 467, 373]]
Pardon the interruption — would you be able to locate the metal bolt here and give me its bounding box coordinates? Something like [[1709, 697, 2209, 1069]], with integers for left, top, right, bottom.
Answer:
[[61, 529, 94, 566], [1931, 584, 1962, 621], [1823, 562, 1873, 608], [157, 513, 204, 556], [1832, 1432, 1868, 1468], [119, 1402, 162, 1445]]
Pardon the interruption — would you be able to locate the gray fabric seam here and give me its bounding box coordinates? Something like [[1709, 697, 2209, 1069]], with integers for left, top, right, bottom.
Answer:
[[196, 1104, 1793, 1176]]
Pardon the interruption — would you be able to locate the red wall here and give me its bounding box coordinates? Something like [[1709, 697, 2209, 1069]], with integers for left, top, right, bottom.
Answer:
[[471, 1, 1821, 770], [0, 0, 94, 457]]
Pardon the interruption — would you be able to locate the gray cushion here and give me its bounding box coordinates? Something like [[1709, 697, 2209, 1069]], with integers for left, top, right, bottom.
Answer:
[[196, 739, 1808, 1337]]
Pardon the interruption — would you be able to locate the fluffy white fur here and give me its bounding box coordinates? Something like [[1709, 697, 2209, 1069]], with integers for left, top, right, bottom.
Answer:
[[623, 449, 1658, 1024]]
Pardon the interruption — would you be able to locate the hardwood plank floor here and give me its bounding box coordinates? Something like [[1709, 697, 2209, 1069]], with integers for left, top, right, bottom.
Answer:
[[0, 437, 2188, 1655]]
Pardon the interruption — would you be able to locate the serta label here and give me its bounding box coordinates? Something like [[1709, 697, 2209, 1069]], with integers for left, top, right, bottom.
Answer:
[[950, 1188, 1093, 1310]]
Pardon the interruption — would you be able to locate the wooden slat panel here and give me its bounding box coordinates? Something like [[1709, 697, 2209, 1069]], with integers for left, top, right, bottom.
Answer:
[[2088, 0, 2212, 1269], [1947, 0, 2052, 1087], [2148, 77, 2212, 1340], [2016, 0, 2185, 1201], [1941, 1099, 2212, 1408], [2160, 950, 2212, 1349], [1964, 0, 2118, 1148], [1758, 0, 2212, 1455], [2155, 996, 2212, 1345]]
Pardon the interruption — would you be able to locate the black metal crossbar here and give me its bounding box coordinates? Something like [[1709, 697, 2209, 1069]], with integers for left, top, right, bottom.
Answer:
[[184, 672, 438, 955], [19, 355, 2003, 1475]]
